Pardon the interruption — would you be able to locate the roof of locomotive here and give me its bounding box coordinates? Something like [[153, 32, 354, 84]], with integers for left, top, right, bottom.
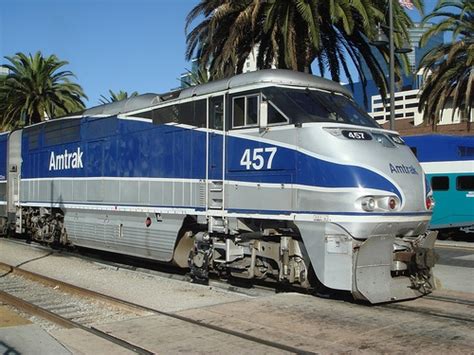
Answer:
[[179, 69, 352, 100], [49, 69, 352, 122], [77, 93, 162, 117]]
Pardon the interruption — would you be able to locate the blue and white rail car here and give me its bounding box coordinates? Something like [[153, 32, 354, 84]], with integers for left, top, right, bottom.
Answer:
[[404, 135, 474, 237], [9, 70, 437, 303]]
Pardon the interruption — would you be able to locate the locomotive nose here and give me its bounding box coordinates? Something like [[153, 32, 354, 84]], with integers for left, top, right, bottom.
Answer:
[[384, 152, 429, 213], [323, 126, 429, 213]]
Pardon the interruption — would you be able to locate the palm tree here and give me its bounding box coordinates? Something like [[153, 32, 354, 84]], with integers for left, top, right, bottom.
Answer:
[[418, 0, 473, 130], [185, 0, 421, 103], [99, 90, 139, 104], [0, 51, 87, 127], [0, 75, 15, 131], [181, 66, 210, 88]]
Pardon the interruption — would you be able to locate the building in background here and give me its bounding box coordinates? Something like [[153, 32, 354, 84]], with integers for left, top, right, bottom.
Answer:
[[0, 65, 9, 76], [180, 45, 275, 89], [241, 45, 277, 73], [365, 24, 473, 135], [348, 22, 444, 113], [369, 88, 473, 135], [406, 23, 444, 72], [179, 58, 200, 88], [348, 23, 473, 135]]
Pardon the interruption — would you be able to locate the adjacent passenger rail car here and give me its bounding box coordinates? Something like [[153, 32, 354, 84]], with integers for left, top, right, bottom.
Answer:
[[0, 70, 437, 303], [405, 135, 474, 238]]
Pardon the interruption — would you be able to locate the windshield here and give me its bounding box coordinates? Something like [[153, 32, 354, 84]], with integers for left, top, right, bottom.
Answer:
[[262, 87, 380, 128]]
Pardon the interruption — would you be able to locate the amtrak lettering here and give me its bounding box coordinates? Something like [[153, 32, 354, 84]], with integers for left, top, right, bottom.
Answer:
[[49, 148, 84, 171], [389, 163, 418, 175]]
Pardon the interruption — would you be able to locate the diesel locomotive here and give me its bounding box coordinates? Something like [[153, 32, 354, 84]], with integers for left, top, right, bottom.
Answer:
[[0, 70, 437, 303]]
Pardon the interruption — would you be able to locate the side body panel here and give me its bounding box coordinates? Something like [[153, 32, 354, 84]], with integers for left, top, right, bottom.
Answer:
[[20, 117, 207, 261]]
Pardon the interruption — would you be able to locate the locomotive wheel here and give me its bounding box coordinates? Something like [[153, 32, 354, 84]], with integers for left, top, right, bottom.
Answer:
[[188, 241, 211, 285]]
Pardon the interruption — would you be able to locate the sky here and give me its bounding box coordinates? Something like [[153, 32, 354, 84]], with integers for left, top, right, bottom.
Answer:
[[1, 0, 440, 108]]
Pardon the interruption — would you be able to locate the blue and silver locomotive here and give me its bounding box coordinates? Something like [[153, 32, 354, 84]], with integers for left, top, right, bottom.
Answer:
[[0, 70, 437, 303]]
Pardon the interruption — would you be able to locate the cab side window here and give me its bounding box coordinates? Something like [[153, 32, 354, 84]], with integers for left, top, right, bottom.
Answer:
[[210, 96, 224, 130], [246, 96, 259, 125], [268, 102, 288, 125], [232, 94, 259, 128], [233, 97, 245, 127]]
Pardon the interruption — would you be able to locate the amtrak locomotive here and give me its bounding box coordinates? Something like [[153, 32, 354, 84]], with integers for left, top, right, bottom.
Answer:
[[0, 70, 437, 303]]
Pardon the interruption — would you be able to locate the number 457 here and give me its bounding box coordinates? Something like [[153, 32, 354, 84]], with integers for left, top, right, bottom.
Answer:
[[240, 147, 277, 170]]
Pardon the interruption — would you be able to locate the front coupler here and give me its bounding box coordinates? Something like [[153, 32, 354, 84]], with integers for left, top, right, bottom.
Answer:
[[353, 231, 438, 303]]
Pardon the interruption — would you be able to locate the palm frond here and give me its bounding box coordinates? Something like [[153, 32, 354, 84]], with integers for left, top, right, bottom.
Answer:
[[0, 51, 86, 127], [418, 0, 473, 127]]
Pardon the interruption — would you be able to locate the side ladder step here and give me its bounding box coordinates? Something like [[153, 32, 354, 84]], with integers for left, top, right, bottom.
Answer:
[[208, 180, 224, 209]]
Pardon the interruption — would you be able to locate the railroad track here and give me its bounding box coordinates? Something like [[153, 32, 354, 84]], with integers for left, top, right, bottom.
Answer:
[[0, 262, 154, 354], [379, 293, 474, 324], [3, 237, 474, 301], [0, 261, 315, 354], [1, 237, 275, 298], [425, 294, 474, 307], [381, 303, 474, 324], [2, 238, 473, 327]]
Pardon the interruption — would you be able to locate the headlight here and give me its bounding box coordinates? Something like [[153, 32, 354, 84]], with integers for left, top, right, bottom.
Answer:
[[361, 197, 376, 211], [359, 196, 401, 212]]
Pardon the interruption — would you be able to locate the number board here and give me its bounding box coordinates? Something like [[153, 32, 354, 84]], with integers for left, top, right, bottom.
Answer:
[[240, 147, 278, 170], [342, 130, 372, 141]]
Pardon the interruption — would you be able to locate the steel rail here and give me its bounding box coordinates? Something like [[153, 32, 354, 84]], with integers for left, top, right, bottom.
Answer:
[[380, 303, 474, 324], [434, 242, 474, 251], [0, 261, 145, 313], [0, 289, 75, 329], [425, 294, 474, 307], [0, 289, 153, 355]]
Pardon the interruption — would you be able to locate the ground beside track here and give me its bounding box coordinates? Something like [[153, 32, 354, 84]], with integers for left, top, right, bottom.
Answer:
[[0, 238, 473, 354], [434, 240, 474, 293]]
